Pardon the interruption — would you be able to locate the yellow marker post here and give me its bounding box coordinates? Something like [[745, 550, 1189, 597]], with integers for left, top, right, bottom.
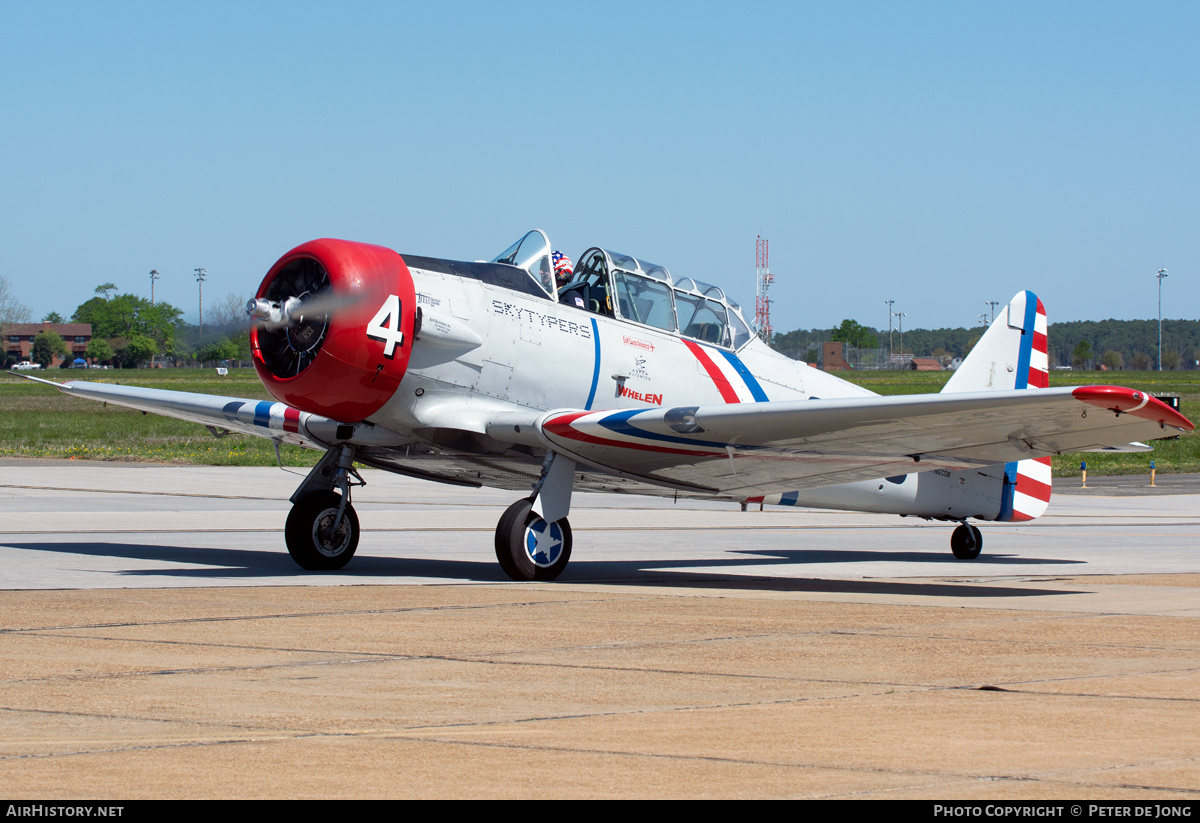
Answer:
[[1150, 460, 1156, 487], [1080, 460, 1087, 488]]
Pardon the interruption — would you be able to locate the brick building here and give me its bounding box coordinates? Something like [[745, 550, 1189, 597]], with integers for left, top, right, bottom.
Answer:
[[5, 323, 92, 366], [821, 341, 853, 371]]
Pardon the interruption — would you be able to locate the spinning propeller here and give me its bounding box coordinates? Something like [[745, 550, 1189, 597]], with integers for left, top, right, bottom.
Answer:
[[246, 289, 362, 330]]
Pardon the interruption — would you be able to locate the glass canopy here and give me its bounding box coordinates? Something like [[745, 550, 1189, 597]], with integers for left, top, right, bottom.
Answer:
[[491, 231, 754, 350]]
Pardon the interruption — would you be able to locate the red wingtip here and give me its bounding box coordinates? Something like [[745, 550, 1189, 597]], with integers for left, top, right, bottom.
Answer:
[[1071, 385, 1194, 431]]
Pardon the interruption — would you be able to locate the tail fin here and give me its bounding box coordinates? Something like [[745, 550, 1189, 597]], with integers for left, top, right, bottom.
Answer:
[[943, 290, 1048, 394], [943, 290, 1051, 521]]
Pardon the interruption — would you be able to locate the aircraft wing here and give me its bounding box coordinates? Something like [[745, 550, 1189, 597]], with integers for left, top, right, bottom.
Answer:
[[8, 373, 405, 450], [13, 373, 1191, 501], [531, 386, 1193, 497]]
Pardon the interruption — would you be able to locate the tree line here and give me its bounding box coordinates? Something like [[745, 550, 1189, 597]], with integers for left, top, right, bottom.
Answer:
[[6, 273, 1198, 371], [772, 317, 1200, 369], [2, 277, 251, 369]]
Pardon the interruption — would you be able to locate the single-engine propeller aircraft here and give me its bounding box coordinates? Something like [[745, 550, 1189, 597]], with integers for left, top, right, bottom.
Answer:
[[13, 229, 1193, 579]]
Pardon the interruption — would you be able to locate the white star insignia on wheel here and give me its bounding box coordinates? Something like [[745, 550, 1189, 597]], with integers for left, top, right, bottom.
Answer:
[[526, 521, 562, 566]]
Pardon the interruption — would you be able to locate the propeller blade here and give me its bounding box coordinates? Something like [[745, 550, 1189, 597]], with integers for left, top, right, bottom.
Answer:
[[247, 290, 365, 329]]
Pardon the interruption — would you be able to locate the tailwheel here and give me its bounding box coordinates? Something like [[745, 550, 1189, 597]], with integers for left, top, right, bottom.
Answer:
[[494, 498, 572, 581], [285, 490, 359, 570], [950, 523, 983, 560]]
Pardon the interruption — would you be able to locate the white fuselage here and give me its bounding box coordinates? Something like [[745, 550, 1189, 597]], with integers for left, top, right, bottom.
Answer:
[[379, 265, 872, 424], [362, 264, 1013, 522]]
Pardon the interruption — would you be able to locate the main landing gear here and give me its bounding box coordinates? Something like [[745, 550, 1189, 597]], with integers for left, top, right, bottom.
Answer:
[[950, 521, 983, 560], [279, 444, 579, 579], [286, 490, 359, 570], [284, 445, 364, 571], [494, 498, 573, 580], [494, 451, 577, 581]]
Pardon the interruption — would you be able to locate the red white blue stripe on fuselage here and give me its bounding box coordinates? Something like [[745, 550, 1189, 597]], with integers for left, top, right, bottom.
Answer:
[[584, 326, 769, 411], [564, 336, 770, 451], [682, 339, 770, 404]]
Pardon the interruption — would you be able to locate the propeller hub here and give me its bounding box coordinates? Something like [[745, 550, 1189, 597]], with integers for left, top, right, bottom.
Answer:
[[250, 238, 416, 422]]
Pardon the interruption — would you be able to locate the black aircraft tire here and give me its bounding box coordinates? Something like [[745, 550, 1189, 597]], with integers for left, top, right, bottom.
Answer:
[[285, 491, 359, 571], [494, 498, 572, 582], [950, 523, 983, 560]]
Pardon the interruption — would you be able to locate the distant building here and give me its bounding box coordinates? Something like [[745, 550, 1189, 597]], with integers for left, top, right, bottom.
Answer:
[[908, 357, 943, 371], [822, 341, 853, 371], [5, 323, 92, 366]]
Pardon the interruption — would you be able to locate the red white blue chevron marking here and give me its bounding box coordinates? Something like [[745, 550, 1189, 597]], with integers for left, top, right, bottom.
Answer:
[[542, 409, 728, 456]]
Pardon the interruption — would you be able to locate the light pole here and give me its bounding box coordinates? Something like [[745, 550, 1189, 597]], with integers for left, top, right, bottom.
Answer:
[[1156, 267, 1168, 371], [150, 270, 160, 305], [986, 300, 999, 325], [884, 299, 895, 361], [893, 311, 906, 359], [194, 267, 207, 337]]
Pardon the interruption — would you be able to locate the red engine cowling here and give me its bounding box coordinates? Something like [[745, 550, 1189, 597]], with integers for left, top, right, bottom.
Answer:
[[250, 238, 416, 422]]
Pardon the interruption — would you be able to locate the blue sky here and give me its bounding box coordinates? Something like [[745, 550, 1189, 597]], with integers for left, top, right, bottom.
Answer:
[[2, 1, 1197, 334]]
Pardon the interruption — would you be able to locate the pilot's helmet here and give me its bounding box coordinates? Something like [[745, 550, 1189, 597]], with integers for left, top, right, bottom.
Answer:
[[552, 250, 574, 285]]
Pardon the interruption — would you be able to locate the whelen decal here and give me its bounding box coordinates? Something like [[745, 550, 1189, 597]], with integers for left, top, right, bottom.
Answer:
[[619, 385, 663, 405]]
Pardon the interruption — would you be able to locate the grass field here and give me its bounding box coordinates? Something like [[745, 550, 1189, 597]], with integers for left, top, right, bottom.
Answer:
[[1, 369, 320, 468], [3, 366, 1197, 476]]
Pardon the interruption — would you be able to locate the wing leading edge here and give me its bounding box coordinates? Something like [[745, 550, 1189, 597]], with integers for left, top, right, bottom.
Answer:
[[9, 374, 405, 450], [536, 386, 1192, 497], [12, 373, 1192, 503]]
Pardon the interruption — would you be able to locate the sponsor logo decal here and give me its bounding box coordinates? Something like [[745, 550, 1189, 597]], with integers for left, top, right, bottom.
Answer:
[[425, 316, 453, 336], [619, 385, 663, 405], [622, 335, 655, 352]]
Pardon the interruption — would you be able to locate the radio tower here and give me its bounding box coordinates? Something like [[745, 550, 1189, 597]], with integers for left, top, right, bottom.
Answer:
[[755, 235, 774, 343]]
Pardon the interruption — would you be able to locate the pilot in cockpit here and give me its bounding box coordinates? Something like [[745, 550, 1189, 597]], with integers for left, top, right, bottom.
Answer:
[[553, 250, 588, 309], [552, 250, 573, 291]]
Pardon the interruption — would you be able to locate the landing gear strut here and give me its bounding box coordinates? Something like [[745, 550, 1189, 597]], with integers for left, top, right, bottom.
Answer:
[[284, 444, 364, 571], [495, 451, 576, 581], [950, 522, 983, 560]]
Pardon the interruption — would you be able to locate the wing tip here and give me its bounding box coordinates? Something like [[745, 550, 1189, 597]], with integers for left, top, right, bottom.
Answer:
[[1072, 385, 1194, 432]]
